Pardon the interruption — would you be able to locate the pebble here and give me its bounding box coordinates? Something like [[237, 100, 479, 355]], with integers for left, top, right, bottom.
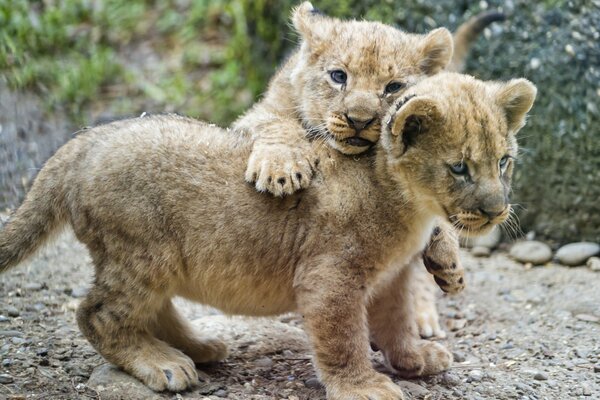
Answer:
[[304, 377, 323, 389], [467, 370, 483, 382], [0, 330, 23, 338], [0, 315, 8, 322], [0, 373, 14, 384], [447, 318, 467, 331], [509, 241, 553, 265], [587, 256, 600, 271], [453, 351, 467, 363], [23, 282, 43, 291], [214, 389, 228, 398], [398, 381, 430, 397], [471, 246, 491, 257], [594, 364, 600, 373], [533, 372, 548, 380], [6, 306, 20, 317], [575, 314, 599, 323], [556, 242, 600, 266], [254, 356, 273, 369], [530, 58, 541, 69], [70, 287, 89, 298]]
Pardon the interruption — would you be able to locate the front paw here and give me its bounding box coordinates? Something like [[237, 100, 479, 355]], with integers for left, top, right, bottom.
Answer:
[[383, 340, 452, 378], [245, 141, 317, 196], [328, 373, 405, 400], [422, 253, 465, 294]]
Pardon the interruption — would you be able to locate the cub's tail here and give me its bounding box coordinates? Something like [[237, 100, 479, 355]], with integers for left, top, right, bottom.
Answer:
[[0, 149, 71, 272], [449, 10, 506, 72]]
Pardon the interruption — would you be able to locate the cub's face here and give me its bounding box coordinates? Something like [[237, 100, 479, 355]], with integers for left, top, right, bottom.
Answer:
[[290, 2, 453, 154], [384, 73, 537, 236]]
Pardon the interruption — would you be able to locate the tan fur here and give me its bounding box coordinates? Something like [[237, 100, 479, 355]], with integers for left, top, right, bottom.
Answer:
[[0, 72, 535, 399]]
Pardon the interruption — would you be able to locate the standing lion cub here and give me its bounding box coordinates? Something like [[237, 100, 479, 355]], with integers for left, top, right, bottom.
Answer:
[[0, 72, 535, 399]]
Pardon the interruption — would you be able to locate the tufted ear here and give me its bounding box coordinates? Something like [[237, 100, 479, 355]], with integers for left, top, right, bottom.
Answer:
[[386, 96, 444, 155], [292, 2, 333, 48], [419, 28, 454, 75], [496, 78, 537, 132]]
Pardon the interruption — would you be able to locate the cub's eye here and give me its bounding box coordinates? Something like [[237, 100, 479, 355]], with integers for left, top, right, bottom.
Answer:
[[449, 161, 469, 176], [330, 70, 347, 84], [384, 81, 404, 94], [499, 155, 511, 169]]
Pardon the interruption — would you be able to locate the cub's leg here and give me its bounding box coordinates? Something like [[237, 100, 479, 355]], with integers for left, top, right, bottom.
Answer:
[[368, 259, 452, 378], [423, 223, 465, 294], [412, 263, 446, 338], [77, 258, 198, 392], [295, 257, 405, 400], [153, 300, 228, 364]]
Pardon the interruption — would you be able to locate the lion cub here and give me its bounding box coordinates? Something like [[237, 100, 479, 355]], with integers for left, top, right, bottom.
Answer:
[[235, 1, 466, 300], [0, 72, 535, 399]]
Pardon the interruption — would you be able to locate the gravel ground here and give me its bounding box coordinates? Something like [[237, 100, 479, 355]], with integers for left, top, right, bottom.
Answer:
[[0, 229, 598, 400]]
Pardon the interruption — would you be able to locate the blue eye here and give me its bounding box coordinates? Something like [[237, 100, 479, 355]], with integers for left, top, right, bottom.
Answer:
[[499, 155, 510, 169], [450, 161, 469, 175], [330, 70, 347, 84], [385, 81, 404, 94]]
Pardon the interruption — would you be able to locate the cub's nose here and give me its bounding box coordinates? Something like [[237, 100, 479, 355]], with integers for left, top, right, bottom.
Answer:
[[345, 114, 375, 132]]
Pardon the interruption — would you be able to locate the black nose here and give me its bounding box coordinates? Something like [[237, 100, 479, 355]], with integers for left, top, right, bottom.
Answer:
[[345, 115, 375, 132], [478, 207, 505, 219]]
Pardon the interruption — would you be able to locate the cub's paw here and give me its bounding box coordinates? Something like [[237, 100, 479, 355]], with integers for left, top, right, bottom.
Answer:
[[129, 345, 198, 392], [245, 141, 317, 196], [328, 373, 404, 400], [422, 228, 465, 295], [413, 276, 446, 338], [384, 340, 452, 378]]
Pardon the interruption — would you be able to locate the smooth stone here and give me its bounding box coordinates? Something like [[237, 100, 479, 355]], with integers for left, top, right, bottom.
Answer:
[[556, 242, 600, 266], [467, 370, 483, 382], [304, 377, 323, 389], [587, 256, 600, 271], [0, 330, 23, 338], [509, 241, 553, 265], [472, 246, 491, 257], [254, 356, 273, 369], [87, 364, 161, 400], [0, 373, 14, 384], [533, 372, 548, 380], [6, 306, 19, 317]]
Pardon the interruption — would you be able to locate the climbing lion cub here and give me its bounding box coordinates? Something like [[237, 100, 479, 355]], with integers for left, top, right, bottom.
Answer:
[[235, 2, 466, 300], [0, 72, 536, 399]]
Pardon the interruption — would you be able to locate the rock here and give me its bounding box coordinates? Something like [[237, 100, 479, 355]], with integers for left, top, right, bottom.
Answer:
[[87, 364, 162, 400], [575, 314, 599, 323], [0, 315, 8, 322], [447, 318, 467, 331], [0, 373, 14, 384], [6, 306, 19, 317], [398, 381, 430, 397], [214, 389, 228, 397], [0, 330, 23, 338], [452, 351, 467, 363], [23, 282, 43, 291], [304, 377, 323, 389], [533, 372, 548, 380], [471, 246, 491, 257], [254, 356, 273, 369], [594, 364, 600, 373], [467, 370, 483, 382], [70, 286, 89, 298], [509, 241, 553, 265], [472, 227, 502, 249], [587, 257, 600, 271], [556, 242, 600, 266]]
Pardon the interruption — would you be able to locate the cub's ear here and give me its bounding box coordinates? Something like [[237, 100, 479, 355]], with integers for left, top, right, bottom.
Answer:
[[496, 78, 537, 132], [419, 28, 454, 75], [385, 96, 443, 156], [292, 1, 333, 47]]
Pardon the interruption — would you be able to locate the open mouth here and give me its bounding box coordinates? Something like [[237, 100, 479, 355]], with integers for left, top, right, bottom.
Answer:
[[344, 136, 375, 147]]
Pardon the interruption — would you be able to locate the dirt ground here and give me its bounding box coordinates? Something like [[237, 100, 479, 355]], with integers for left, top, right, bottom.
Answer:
[[0, 227, 598, 400]]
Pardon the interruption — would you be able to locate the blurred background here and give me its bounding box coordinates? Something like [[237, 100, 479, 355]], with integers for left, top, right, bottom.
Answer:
[[1, 0, 599, 244]]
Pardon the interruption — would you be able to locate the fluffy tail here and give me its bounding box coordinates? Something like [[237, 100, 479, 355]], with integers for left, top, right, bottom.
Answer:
[[0, 156, 69, 272], [449, 10, 506, 72]]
